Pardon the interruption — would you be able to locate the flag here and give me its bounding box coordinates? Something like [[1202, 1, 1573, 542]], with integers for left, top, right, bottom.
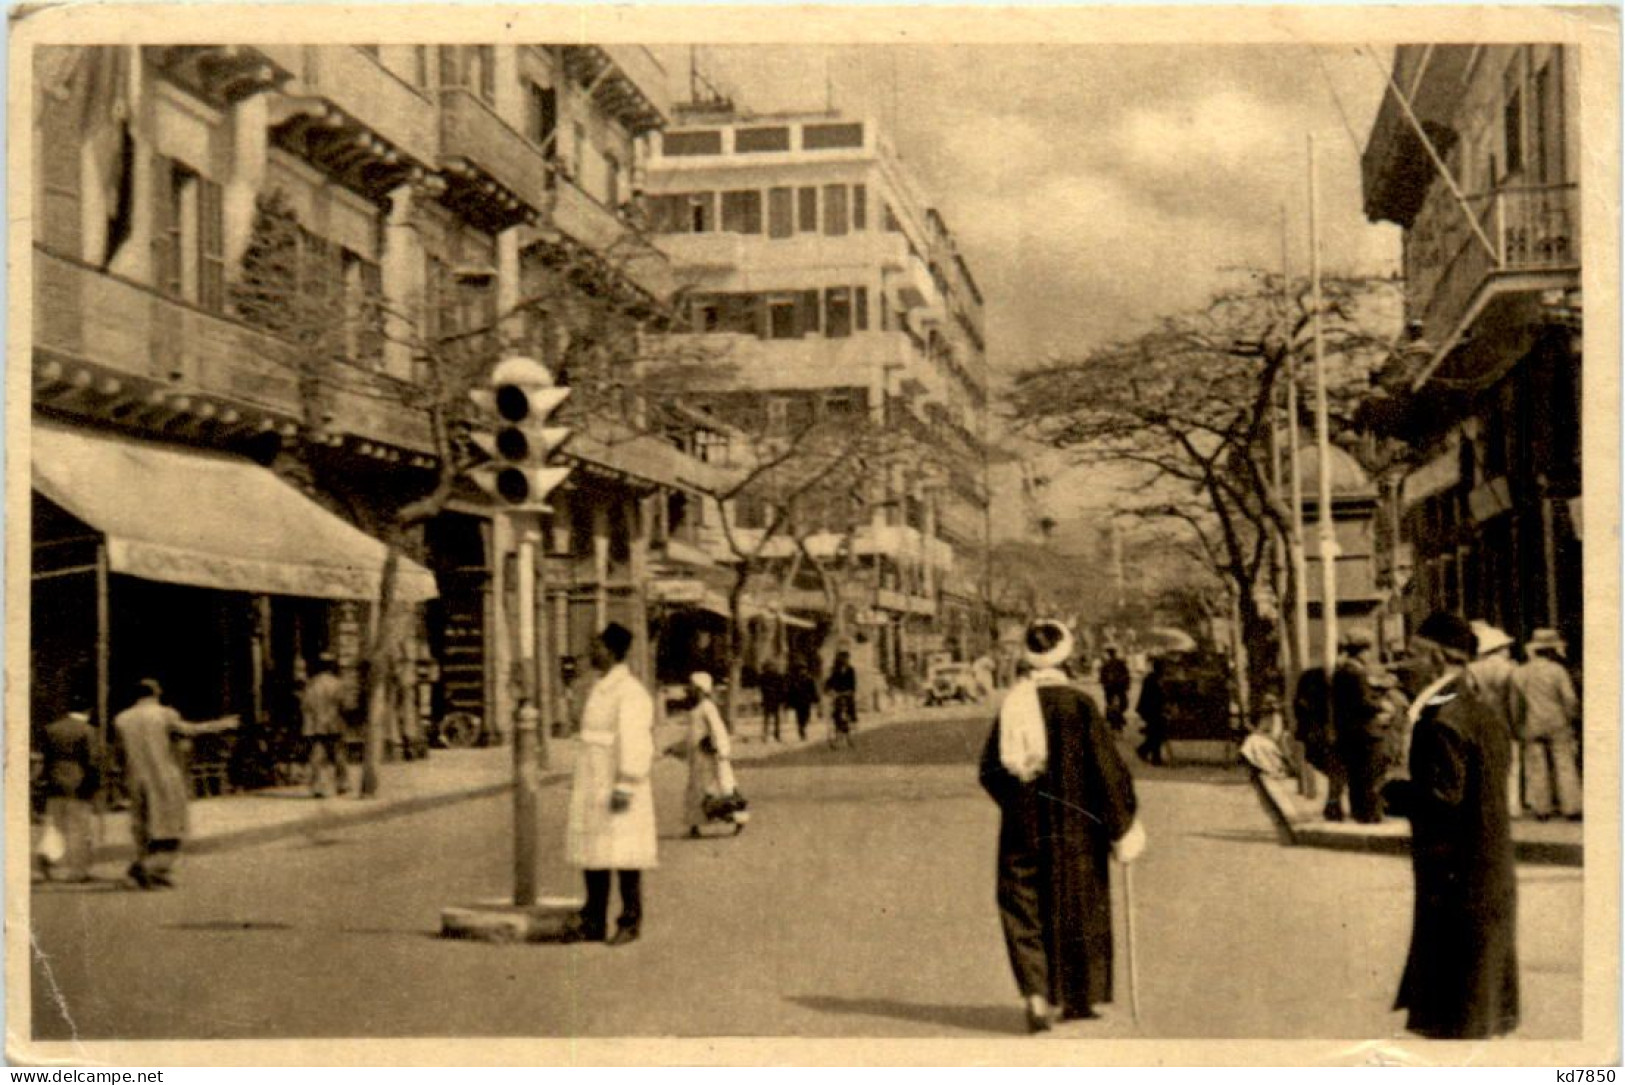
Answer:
[[79, 47, 134, 268]]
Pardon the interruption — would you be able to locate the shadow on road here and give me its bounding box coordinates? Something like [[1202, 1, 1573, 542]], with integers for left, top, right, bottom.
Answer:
[[785, 994, 1028, 1035], [751, 715, 990, 769], [165, 920, 294, 932]]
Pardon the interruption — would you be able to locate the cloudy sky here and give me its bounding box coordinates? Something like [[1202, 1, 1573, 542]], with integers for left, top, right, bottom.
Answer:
[[660, 43, 1402, 372]]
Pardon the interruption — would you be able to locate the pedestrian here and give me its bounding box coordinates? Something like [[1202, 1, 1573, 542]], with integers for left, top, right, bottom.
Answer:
[[1467, 622, 1522, 818], [38, 697, 101, 883], [1331, 630, 1391, 824], [972, 653, 997, 697], [1383, 612, 1518, 1040], [112, 679, 238, 890], [786, 660, 819, 741], [758, 659, 784, 743], [561, 623, 657, 946], [1511, 628, 1581, 821], [1098, 646, 1132, 733], [1292, 665, 1343, 820], [1134, 656, 1169, 766], [980, 620, 1145, 1032], [301, 654, 352, 797], [825, 650, 858, 749], [684, 672, 747, 837]]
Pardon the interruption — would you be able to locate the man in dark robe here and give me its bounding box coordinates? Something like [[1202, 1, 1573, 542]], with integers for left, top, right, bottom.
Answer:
[[980, 620, 1143, 1032], [1383, 611, 1519, 1040], [1098, 646, 1132, 731]]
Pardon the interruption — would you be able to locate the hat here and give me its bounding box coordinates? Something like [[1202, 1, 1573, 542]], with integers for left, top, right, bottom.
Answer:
[[1471, 621, 1515, 658], [1415, 612, 1477, 658], [1023, 620, 1075, 669], [689, 671, 714, 693], [1526, 628, 1568, 658]]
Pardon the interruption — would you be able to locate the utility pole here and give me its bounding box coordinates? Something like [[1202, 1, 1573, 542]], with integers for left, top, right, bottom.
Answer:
[[1309, 135, 1339, 675], [1283, 211, 1312, 680]]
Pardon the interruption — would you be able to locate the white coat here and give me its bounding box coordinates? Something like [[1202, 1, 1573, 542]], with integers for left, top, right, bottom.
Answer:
[[685, 696, 738, 826], [565, 664, 658, 870]]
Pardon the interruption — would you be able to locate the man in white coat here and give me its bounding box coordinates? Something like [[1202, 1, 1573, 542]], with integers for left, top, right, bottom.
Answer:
[[562, 623, 657, 945]]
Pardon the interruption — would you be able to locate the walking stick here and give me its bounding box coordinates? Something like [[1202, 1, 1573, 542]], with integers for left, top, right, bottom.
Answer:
[[1121, 861, 1143, 1030]]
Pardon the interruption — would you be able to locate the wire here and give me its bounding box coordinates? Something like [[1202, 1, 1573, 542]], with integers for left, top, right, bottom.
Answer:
[[1312, 45, 1366, 161]]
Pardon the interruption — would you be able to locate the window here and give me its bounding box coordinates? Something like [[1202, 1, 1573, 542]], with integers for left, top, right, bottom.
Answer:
[[852, 183, 867, 230], [884, 203, 902, 233], [769, 297, 798, 340], [854, 286, 868, 331], [687, 192, 716, 233], [572, 121, 587, 180], [735, 126, 791, 153], [879, 290, 890, 331], [527, 81, 557, 148], [721, 190, 763, 234], [823, 185, 849, 235], [803, 122, 864, 150], [1503, 63, 1525, 178], [663, 129, 724, 156], [152, 159, 222, 311], [825, 287, 853, 338], [1533, 52, 1565, 184], [196, 175, 225, 312], [414, 46, 429, 88], [797, 187, 818, 232], [786, 394, 816, 432], [344, 250, 384, 365], [800, 290, 821, 334], [604, 152, 620, 209], [440, 46, 495, 102], [824, 390, 860, 419], [768, 187, 794, 239]]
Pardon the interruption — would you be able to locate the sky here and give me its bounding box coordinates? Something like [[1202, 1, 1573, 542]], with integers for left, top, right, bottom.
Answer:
[[659, 43, 1402, 372]]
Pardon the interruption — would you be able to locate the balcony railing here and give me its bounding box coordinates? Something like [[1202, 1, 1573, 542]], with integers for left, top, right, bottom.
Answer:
[[1406, 182, 1579, 348], [34, 246, 433, 452], [261, 45, 438, 168], [550, 178, 676, 301], [439, 87, 553, 225]]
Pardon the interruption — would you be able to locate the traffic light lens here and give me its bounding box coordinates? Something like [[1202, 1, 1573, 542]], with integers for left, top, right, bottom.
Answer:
[[496, 467, 530, 504], [496, 427, 530, 460], [495, 385, 529, 422]]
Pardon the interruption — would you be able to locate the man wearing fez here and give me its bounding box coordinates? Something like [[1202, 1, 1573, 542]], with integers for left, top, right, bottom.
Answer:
[[980, 619, 1145, 1032], [562, 623, 657, 946], [1384, 612, 1519, 1040]]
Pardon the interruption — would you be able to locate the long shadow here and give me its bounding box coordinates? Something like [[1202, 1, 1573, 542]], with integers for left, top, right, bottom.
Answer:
[[164, 919, 295, 932], [751, 716, 992, 769], [786, 994, 1028, 1036]]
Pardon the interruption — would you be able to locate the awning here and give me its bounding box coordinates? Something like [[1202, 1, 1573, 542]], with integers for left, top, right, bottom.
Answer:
[[32, 422, 438, 603]]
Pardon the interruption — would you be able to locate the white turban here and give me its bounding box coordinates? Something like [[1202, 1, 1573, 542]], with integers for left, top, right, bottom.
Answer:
[[690, 672, 714, 693], [1022, 621, 1074, 669]]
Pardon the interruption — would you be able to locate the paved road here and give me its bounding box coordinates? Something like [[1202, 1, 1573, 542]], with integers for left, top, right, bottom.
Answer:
[[28, 709, 1581, 1042]]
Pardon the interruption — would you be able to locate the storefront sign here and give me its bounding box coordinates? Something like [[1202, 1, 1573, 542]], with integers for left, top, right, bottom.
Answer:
[[1467, 476, 1513, 524], [1400, 437, 1461, 509]]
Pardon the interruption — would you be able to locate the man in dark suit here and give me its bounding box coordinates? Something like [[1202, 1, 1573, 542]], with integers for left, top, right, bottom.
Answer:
[[1384, 611, 1519, 1040]]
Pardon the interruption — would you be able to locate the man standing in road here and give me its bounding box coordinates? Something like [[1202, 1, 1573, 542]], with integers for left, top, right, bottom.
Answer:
[[825, 650, 858, 748], [301, 654, 351, 797], [1512, 628, 1581, 821], [1098, 646, 1132, 733], [1384, 612, 1518, 1040], [980, 620, 1144, 1032], [38, 696, 101, 883], [562, 623, 657, 946], [1331, 630, 1390, 824]]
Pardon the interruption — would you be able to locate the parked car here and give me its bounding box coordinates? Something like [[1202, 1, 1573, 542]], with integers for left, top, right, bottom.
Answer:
[[924, 662, 981, 706]]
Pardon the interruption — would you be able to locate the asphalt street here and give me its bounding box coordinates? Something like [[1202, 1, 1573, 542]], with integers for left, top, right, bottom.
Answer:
[[28, 708, 1582, 1042]]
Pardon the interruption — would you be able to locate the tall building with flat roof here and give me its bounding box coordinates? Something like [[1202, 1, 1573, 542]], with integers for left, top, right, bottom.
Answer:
[[644, 105, 992, 680]]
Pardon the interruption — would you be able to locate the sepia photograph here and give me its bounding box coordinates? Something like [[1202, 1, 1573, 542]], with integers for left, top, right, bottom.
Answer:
[[6, 4, 1619, 1068]]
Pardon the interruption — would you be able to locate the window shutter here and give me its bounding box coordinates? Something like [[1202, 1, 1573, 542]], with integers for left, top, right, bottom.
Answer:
[[151, 155, 180, 296], [198, 177, 225, 312], [855, 286, 868, 331], [800, 290, 820, 334], [478, 47, 495, 102], [798, 187, 817, 232], [853, 184, 867, 230], [439, 46, 461, 88]]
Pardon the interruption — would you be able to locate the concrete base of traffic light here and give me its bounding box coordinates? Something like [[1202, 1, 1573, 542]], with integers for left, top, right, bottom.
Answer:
[[440, 897, 584, 943]]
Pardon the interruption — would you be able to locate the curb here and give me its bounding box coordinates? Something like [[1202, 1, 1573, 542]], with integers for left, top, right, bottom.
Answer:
[[1250, 772, 1583, 867], [89, 775, 547, 866]]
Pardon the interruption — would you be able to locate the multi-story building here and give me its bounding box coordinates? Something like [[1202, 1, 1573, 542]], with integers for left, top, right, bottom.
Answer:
[[1361, 44, 1581, 649], [641, 105, 992, 690], [28, 43, 704, 787]]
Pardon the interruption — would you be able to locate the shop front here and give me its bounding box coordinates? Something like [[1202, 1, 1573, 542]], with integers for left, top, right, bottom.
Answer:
[[30, 421, 438, 795]]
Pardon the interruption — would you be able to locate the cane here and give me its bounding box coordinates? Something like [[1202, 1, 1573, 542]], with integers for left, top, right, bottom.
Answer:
[[1121, 861, 1143, 1030]]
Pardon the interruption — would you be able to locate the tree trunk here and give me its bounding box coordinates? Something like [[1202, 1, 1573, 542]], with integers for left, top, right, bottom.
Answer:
[[361, 542, 403, 798]]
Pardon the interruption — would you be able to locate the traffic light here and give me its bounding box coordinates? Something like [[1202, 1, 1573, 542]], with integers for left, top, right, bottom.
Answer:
[[467, 355, 573, 512]]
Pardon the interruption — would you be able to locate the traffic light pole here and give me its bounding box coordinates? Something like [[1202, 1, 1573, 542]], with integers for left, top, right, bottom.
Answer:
[[513, 516, 541, 908]]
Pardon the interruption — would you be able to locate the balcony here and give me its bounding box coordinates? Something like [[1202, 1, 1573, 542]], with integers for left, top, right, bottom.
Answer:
[[438, 87, 552, 230], [651, 228, 906, 277], [33, 246, 434, 455], [558, 45, 671, 136], [262, 46, 438, 199], [546, 178, 676, 301], [656, 330, 906, 393], [145, 46, 291, 105], [1406, 183, 1579, 375]]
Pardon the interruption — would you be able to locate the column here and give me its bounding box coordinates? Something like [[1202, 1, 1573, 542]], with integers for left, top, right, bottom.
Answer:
[[630, 497, 653, 684], [497, 224, 522, 351], [593, 500, 611, 632], [224, 93, 269, 272], [382, 182, 424, 382]]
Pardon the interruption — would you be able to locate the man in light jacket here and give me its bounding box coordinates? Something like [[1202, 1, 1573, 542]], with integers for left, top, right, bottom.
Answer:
[[562, 623, 657, 946]]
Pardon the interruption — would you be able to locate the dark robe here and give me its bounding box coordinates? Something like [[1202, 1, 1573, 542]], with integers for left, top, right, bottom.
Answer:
[[1389, 676, 1519, 1039], [980, 685, 1138, 1015]]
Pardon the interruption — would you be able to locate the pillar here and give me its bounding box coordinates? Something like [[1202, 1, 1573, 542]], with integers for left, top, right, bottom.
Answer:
[[488, 511, 513, 745], [224, 93, 269, 272], [382, 182, 424, 382]]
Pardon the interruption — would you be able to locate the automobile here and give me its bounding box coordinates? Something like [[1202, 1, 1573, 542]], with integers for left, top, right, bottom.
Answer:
[[924, 661, 982, 706]]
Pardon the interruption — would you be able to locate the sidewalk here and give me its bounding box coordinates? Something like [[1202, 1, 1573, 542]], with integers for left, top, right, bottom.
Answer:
[[60, 699, 967, 867], [1253, 770, 1584, 866]]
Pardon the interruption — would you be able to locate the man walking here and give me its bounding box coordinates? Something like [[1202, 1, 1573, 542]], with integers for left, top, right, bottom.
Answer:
[[1332, 630, 1390, 823], [1512, 628, 1581, 821], [758, 659, 785, 743], [825, 650, 858, 749], [980, 619, 1144, 1031], [301, 654, 351, 797], [562, 623, 657, 946], [38, 697, 101, 882], [1384, 612, 1518, 1040], [1098, 646, 1132, 732]]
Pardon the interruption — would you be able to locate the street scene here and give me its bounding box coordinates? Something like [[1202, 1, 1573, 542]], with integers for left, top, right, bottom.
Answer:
[[15, 15, 1610, 1064]]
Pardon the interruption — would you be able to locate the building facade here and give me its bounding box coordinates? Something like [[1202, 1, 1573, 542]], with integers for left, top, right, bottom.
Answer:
[[640, 105, 993, 691], [1361, 44, 1582, 651], [29, 44, 704, 789]]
